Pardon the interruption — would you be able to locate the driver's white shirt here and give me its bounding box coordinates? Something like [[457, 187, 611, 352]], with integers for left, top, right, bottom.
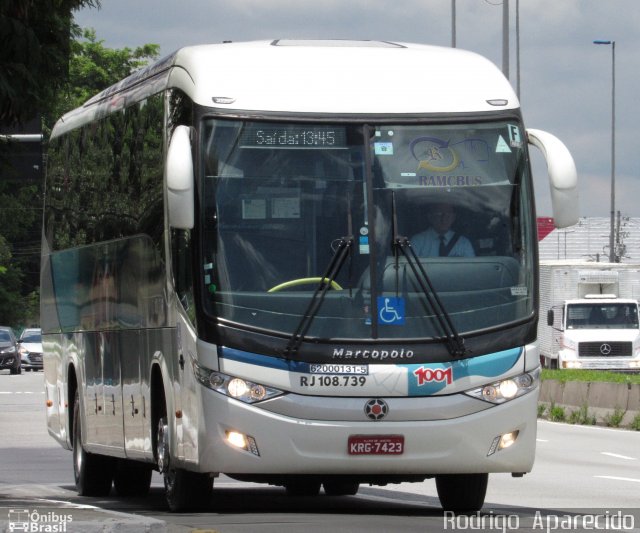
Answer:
[[410, 228, 475, 257]]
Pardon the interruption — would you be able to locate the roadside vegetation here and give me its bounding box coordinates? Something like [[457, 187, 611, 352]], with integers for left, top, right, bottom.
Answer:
[[541, 369, 640, 385], [538, 371, 640, 430], [537, 402, 638, 429]]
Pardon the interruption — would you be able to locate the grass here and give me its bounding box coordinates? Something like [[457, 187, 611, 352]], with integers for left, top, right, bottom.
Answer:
[[547, 402, 566, 422], [567, 403, 597, 425], [541, 369, 640, 385], [604, 407, 627, 428]]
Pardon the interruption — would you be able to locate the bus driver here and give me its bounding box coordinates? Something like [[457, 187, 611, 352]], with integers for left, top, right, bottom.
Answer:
[[411, 202, 475, 257]]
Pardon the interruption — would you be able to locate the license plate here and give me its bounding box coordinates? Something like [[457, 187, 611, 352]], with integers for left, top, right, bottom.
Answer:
[[348, 435, 404, 455]]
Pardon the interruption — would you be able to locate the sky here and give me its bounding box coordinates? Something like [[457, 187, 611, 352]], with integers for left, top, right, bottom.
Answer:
[[74, 0, 640, 219]]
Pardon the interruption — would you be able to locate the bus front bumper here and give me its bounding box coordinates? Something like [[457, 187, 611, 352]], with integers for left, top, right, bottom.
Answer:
[[186, 387, 539, 477]]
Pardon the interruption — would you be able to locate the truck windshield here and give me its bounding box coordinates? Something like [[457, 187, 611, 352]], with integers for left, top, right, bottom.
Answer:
[[566, 303, 639, 329], [200, 118, 535, 342]]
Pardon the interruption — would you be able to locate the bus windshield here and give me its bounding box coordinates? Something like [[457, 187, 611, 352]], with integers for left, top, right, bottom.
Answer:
[[200, 119, 534, 342]]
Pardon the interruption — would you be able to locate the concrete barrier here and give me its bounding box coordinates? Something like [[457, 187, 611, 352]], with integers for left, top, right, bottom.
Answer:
[[539, 379, 640, 428]]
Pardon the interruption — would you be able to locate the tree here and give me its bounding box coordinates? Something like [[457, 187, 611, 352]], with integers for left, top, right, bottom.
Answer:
[[0, 18, 159, 328], [0, 234, 24, 326], [47, 28, 160, 129], [1, 1, 98, 326], [0, 0, 101, 126]]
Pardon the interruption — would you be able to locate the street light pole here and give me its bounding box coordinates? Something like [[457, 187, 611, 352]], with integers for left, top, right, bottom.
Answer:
[[502, 0, 509, 78], [451, 0, 456, 48], [516, 0, 520, 98], [593, 39, 616, 263]]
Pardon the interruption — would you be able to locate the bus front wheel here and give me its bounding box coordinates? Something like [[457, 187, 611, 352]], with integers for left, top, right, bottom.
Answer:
[[72, 390, 114, 496], [435, 473, 488, 512], [156, 416, 213, 511]]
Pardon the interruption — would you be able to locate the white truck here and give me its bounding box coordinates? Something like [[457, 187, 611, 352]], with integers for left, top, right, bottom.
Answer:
[[539, 260, 640, 370]]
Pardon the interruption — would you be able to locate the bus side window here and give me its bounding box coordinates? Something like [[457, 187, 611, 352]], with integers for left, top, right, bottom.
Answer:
[[171, 228, 196, 326]]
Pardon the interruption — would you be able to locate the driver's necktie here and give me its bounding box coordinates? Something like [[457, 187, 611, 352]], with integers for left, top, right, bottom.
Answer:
[[439, 235, 447, 257]]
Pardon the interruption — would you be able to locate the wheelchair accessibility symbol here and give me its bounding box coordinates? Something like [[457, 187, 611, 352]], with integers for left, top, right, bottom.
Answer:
[[377, 297, 405, 325]]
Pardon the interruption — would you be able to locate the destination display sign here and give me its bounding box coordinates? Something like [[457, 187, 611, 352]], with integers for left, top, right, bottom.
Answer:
[[240, 125, 347, 148]]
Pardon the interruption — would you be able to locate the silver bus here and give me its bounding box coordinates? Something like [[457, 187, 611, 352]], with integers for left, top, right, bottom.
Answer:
[[42, 40, 578, 512]]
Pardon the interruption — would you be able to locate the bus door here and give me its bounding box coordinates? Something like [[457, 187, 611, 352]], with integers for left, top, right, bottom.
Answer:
[[171, 227, 199, 463]]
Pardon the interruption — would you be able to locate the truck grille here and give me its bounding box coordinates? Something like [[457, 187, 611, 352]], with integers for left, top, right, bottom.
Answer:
[[578, 342, 632, 357]]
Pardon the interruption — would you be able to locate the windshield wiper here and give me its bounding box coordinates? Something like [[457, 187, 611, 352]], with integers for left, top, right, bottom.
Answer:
[[390, 193, 467, 357], [283, 235, 354, 359], [394, 238, 467, 357]]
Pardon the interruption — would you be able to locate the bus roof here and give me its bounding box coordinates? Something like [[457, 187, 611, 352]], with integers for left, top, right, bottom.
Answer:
[[52, 40, 519, 137]]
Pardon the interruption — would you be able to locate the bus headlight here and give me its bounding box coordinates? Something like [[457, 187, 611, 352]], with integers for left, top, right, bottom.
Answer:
[[465, 369, 539, 405], [193, 362, 285, 404], [227, 378, 249, 398]]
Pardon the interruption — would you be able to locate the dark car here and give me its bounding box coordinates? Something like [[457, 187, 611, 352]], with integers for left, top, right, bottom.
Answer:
[[19, 328, 43, 371], [0, 326, 21, 374]]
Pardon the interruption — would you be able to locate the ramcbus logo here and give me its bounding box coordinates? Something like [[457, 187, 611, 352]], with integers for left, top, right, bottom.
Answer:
[[413, 366, 453, 386]]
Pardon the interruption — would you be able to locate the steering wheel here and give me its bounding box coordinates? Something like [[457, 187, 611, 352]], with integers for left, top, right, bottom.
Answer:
[[267, 277, 343, 293]]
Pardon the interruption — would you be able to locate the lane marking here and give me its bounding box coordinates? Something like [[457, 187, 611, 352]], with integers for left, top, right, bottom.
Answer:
[[0, 391, 44, 394], [601, 452, 637, 461], [595, 475, 640, 484], [538, 419, 632, 433], [536, 439, 549, 442], [35, 498, 99, 510], [34, 497, 166, 525]]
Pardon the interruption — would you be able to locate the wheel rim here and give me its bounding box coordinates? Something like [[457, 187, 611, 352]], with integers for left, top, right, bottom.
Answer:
[[73, 421, 82, 481], [74, 441, 81, 476], [156, 418, 169, 473]]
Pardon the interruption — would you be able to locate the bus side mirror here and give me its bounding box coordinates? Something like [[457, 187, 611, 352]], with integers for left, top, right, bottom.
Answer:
[[547, 309, 554, 326], [166, 125, 194, 229], [527, 128, 578, 229]]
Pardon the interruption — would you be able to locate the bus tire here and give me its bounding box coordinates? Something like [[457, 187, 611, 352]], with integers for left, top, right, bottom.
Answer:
[[435, 473, 488, 512], [156, 415, 212, 511], [323, 481, 359, 496], [113, 459, 153, 497], [165, 466, 213, 512], [72, 390, 114, 496]]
